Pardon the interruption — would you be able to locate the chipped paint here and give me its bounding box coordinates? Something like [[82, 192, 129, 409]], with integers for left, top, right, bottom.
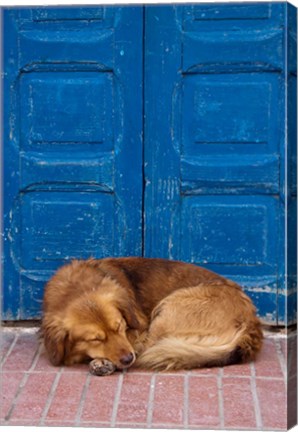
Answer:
[[2, 4, 296, 325], [3, 6, 143, 320]]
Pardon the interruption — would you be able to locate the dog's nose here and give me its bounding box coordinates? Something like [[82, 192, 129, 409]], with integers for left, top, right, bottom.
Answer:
[[119, 352, 134, 366]]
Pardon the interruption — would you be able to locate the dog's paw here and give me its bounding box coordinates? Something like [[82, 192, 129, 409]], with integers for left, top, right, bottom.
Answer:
[[89, 358, 116, 376]]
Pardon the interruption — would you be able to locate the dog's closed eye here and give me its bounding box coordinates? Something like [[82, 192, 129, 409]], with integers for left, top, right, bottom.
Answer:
[[115, 320, 127, 332], [86, 332, 106, 342]]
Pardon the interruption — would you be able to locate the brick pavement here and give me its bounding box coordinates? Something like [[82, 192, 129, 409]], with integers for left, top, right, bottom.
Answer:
[[1, 327, 296, 430]]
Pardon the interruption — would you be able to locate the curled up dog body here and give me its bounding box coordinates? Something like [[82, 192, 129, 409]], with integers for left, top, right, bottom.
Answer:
[[41, 257, 263, 376]]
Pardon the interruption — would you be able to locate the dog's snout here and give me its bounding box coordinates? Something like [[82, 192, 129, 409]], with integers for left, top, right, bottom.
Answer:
[[119, 352, 134, 366]]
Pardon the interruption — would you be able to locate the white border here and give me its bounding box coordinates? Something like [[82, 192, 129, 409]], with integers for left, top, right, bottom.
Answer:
[[1, 1, 297, 432]]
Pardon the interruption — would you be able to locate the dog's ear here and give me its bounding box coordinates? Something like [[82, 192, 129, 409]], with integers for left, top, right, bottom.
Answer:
[[42, 315, 68, 366], [116, 296, 140, 330]]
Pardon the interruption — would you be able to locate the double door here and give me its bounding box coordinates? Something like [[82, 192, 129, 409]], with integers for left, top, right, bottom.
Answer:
[[3, 4, 296, 323]]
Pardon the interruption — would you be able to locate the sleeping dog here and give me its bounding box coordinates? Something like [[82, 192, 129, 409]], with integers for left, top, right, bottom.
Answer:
[[42, 257, 263, 375]]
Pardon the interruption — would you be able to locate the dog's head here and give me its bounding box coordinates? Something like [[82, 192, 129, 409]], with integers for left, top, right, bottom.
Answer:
[[42, 277, 141, 370]]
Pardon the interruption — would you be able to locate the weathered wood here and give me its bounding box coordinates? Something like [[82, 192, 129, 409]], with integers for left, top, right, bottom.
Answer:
[[3, 4, 297, 324], [3, 7, 143, 319], [144, 3, 296, 325]]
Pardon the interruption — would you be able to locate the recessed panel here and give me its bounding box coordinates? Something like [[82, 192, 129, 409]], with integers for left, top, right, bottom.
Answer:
[[179, 73, 280, 192], [181, 3, 284, 73], [182, 73, 277, 152], [32, 8, 104, 22], [182, 3, 283, 32], [20, 192, 115, 269], [181, 195, 278, 275], [193, 82, 269, 145], [20, 152, 114, 191], [19, 7, 115, 30], [21, 71, 114, 150], [192, 4, 270, 21]]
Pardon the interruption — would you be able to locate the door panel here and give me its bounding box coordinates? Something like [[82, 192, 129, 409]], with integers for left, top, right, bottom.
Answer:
[[144, 3, 288, 324], [180, 72, 281, 194], [180, 195, 279, 282], [3, 7, 143, 319]]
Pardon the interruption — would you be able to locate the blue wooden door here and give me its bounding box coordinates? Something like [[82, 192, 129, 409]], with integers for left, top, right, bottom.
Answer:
[[3, 4, 296, 324], [144, 3, 296, 325], [3, 7, 143, 319]]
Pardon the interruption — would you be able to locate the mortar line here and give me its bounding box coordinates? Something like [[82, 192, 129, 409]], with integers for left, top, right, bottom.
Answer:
[[217, 368, 224, 429], [250, 362, 263, 430], [29, 342, 43, 371], [4, 371, 30, 421], [75, 373, 91, 426], [4, 340, 49, 421], [1, 333, 19, 367], [146, 373, 156, 428], [2, 336, 41, 374], [274, 338, 287, 382], [110, 371, 124, 427], [39, 367, 63, 426]]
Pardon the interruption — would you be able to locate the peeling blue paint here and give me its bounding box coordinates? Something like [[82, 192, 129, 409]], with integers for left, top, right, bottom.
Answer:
[[3, 6, 143, 319], [2, 4, 297, 325], [144, 3, 297, 326]]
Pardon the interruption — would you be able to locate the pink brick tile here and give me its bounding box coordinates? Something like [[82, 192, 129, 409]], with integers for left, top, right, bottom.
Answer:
[[33, 349, 57, 372], [256, 378, 286, 430], [152, 374, 184, 426], [116, 372, 151, 425], [222, 377, 256, 429], [127, 369, 154, 376], [1, 372, 24, 420], [188, 376, 220, 428], [191, 367, 220, 376], [34, 348, 88, 373], [80, 374, 119, 423], [129, 364, 152, 373], [45, 372, 87, 421], [9, 372, 56, 421], [1, 332, 16, 362], [2, 333, 39, 371], [62, 362, 89, 373], [254, 339, 283, 378], [223, 362, 251, 377]]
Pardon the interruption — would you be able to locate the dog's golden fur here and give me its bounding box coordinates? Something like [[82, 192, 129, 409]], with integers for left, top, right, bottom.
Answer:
[[42, 257, 263, 372]]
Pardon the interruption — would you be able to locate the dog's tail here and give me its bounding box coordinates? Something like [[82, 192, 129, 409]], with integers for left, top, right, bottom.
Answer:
[[135, 324, 262, 371]]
